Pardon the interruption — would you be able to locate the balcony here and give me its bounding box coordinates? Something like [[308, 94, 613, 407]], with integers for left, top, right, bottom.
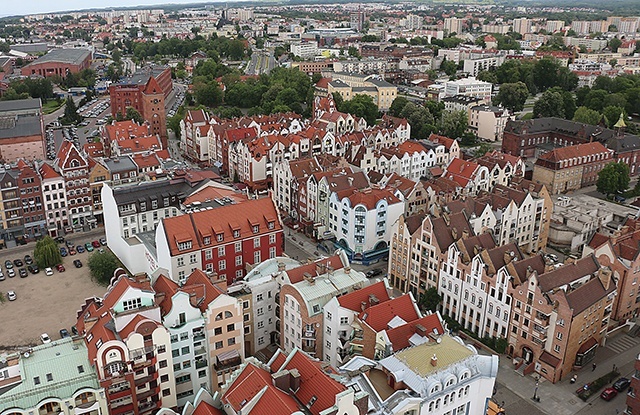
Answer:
[[136, 385, 160, 401], [194, 346, 206, 356], [110, 403, 134, 415], [302, 343, 316, 353], [303, 328, 316, 339], [196, 359, 208, 369], [193, 333, 205, 341], [134, 374, 155, 387], [138, 400, 160, 414]]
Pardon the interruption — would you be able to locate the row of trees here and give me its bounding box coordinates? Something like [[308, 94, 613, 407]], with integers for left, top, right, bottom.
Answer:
[[1, 77, 55, 102]]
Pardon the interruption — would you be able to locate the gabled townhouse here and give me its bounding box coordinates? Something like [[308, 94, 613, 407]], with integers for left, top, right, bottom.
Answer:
[[341, 333, 498, 415], [54, 139, 95, 232], [316, 111, 358, 135], [442, 157, 491, 196], [16, 159, 45, 240], [0, 338, 109, 415], [426, 133, 461, 167], [132, 152, 162, 176], [75, 273, 178, 415], [38, 162, 69, 237], [474, 150, 525, 188], [87, 157, 110, 223], [102, 120, 162, 158], [507, 255, 615, 383], [273, 156, 322, 220], [154, 269, 244, 400], [380, 173, 429, 215], [328, 187, 404, 262], [155, 197, 283, 283], [315, 169, 370, 234], [584, 217, 640, 322], [389, 210, 475, 298], [208, 126, 259, 176], [180, 109, 211, 163], [377, 140, 436, 181], [509, 176, 554, 252]]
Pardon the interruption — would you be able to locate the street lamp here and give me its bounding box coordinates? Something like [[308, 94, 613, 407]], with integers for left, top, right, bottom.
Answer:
[[532, 380, 540, 402]]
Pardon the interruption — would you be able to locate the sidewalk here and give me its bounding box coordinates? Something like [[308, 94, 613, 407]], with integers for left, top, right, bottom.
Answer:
[[497, 331, 640, 415]]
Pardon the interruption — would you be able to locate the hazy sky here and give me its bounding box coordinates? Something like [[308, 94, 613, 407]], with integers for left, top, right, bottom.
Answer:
[[3, 0, 219, 17]]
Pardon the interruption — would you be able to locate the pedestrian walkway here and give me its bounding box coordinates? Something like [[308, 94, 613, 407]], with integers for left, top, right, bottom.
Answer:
[[606, 334, 640, 354]]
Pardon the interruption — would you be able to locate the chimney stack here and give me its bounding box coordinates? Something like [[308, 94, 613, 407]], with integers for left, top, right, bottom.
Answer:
[[278, 261, 286, 272], [361, 301, 367, 312], [430, 354, 438, 367], [415, 324, 427, 337]]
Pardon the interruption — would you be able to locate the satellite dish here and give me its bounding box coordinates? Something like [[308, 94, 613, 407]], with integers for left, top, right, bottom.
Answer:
[[23, 352, 30, 358], [436, 338, 442, 344]]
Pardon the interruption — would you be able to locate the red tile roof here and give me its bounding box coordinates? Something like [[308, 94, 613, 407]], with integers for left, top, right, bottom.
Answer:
[[337, 281, 390, 312], [359, 294, 420, 332], [385, 314, 445, 351], [38, 162, 62, 179], [286, 255, 345, 284], [338, 187, 401, 210], [429, 133, 456, 149], [192, 401, 224, 415]]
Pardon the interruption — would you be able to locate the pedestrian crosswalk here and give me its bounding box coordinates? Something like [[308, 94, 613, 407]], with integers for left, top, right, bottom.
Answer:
[[606, 334, 640, 354]]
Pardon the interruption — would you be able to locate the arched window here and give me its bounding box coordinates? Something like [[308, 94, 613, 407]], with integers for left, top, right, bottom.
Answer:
[[464, 290, 469, 300], [215, 312, 223, 321], [225, 311, 233, 319]]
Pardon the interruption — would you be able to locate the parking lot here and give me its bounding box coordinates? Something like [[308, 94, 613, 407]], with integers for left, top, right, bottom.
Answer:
[[0, 241, 107, 349]]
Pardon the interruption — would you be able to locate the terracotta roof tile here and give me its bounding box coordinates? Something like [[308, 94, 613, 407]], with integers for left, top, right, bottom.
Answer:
[[538, 255, 600, 292], [359, 294, 419, 332], [337, 281, 390, 312], [385, 314, 445, 352]]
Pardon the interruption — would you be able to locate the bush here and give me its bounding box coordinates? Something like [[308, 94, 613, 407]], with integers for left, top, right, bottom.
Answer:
[[88, 250, 122, 286], [576, 369, 620, 401]]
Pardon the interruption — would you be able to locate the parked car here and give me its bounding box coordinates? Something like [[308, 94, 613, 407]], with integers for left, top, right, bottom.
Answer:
[[59, 328, 70, 338], [40, 333, 51, 344], [7, 269, 15, 278], [85, 242, 94, 252], [66, 240, 74, 248], [45, 267, 54, 276], [54, 236, 65, 243], [601, 387, 618, 401], [18, 268, 28, 278], [13, 259, 23, 267], [24, 255, 33, 265], [60, 247, 68, 257], [99, 237, 107, 246], [68, 248, 76, 256], [0, 271, 4, 281], [76, 245, 85, 253], [4, 260, 13, 269], [7, 291, 16, 301], [73, 259, 82, 268], [366, 268, 384, 278], [613, 377, 631, 392], [56, 264, 66, 272], [27, 265, 39, 274], [92, 240, 101, 248]]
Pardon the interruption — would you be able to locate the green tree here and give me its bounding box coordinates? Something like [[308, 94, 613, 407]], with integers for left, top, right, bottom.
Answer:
[[573, 106, 602, 125], [167, 105, 185, 137], [400, 102, 436, 139], [116, 107, 145, 124], [194, 81, 224, 107], [473, 142, 492, 158], [338, 94, 379, 126], [34, 236, 62, 268], [602, 106, 626, 128], [609, 37, 622, 53], [389, 96, 409, 117], [439, 110, 468, 139], [533, 90, 565, 118], [419, 287, 442, 312], [597, 162, 630, 197], [440, 58, 458, 76], [494, 82, 529, 112], [62, 97, 82, 124], [88, 250, 121, 286]]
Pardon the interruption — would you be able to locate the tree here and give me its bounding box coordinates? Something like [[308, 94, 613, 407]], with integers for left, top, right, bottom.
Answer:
[[419, 287, 442, 312], [473, 142, 492, 158], [34, 236, 62, 268], [194, 81, 223, 107], [439, 110, 468, 139], [597, 162, 630, 197], [602, 106, 626, 128], [609, 38, 622, 53], [533, 90, 565, 118], [573, 106, 602, 125], [116, 106, 145, 124], [62, 97, 82, 124], [494, 82, 529, 112], [400, 102, 436, 139], [389, 96, 409, 117], [338, 94, 379, 126], [440, 58, 458, 76], [88, 250, 121, 285]]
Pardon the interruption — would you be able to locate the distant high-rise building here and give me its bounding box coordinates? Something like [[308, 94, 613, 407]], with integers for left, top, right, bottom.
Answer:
[[513, 18, 532, 35], [545, 20, 565, 33], [350, 10, 366, 32], [444, 17, 464, 35]]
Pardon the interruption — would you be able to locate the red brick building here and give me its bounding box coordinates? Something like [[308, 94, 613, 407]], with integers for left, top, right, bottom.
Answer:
[[110, 66, 172, 146], [16, 160, 45, 240], [626, 355, 640, 414], [55, 140, 94, 232], [157, 197, 284, 283], [22, 48, 91, 77], [0, 98, 45, 163]]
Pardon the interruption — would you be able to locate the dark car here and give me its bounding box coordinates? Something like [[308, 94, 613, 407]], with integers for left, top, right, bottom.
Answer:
[[27, 265, 39, 274], [366, 268, 384, 278], [13, 259, 23, 267], [60, 247, 68, 257], [601, 387, 618, 401], [73, 259, 82, 268], [24, 255, 33, 265], [54, 236, 65, 244], [18, 268, 28, 278], [65, 240, 74, 248], [4, 260, 13, 269], [76, 245, 85, 253], [59, 328, 70, 338], [613, 377, 631, 392]]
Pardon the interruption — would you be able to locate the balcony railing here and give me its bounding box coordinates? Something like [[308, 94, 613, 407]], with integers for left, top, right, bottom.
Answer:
[[193, 333, 205, 341], [196, 359, 208, 369], [303, 329, 316, 339], [194, 347, 206, 356]]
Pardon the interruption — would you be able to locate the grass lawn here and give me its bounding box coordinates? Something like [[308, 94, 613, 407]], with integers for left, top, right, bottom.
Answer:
[[42, 100, 64, 114]]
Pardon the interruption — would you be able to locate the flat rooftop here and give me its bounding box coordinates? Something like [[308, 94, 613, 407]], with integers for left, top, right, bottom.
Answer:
[[393, 335, 474, 377], [30, 48, 91, 66]]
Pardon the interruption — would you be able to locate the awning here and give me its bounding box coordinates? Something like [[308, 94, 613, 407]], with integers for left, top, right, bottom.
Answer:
[[539, 351, 561, 367], [216, 349, 240, 364], [577, 337, 598, 354]]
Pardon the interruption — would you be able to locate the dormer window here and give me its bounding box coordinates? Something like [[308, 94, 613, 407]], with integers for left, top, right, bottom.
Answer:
[[204, 237, 211, 245], [253, 225, 259, 234], [268, 221, 275, 230], [178, 241, 192, 251], [217, 233, 223, 242], [233, 230, 240, 238]]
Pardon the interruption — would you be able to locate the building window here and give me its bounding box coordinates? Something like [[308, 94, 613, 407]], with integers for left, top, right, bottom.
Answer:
[[205, 249, 213, 260], [122, 298, 142, 311], [340, 316, 349, 325], [235, 242, 242, 252], [219, 260, 226, 270], [218, 246, 225, 257], [269, 234, 276, 244], [236, 255, 242, 266], [178, 241, 192, 251], [254, 251, 261, 264], [254, 238, 261, 248]]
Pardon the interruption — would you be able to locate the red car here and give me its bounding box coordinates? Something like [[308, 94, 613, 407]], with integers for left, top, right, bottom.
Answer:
[[56, 264, 65, 272], [601, 387, 618, 401], [68, 248, 77, 256], [91, 240, 101, 248]]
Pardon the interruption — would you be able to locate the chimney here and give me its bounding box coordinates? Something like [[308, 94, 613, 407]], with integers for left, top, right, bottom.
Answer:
[[415, 324, 427, 337], [503, 251, 513, 265], [316, 262, 327, 275], [303, 272, 315, 285], [442, 212, 450, 226], [451, 227, 458, 240], [361, 301, 367, 312], [430, 354, 438, 367], [278, 261, 286, 272], [369, 294, 380, 306], [462, 229, 469, 239], [597, 266, 612, 291], [290, 369, 301, 392], [344, 266, 351, 274]]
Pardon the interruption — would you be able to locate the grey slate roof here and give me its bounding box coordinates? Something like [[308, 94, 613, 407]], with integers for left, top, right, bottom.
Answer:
[[0, 114, 42, 139], [102, 156, 137, 174], [30, 48, 91, 65], [121, 64, 168, 86], [0, 98, 41, 113]]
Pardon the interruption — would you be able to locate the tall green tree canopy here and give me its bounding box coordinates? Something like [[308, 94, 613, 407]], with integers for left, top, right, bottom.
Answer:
[[493, 82, 529, 112], [597, 162, 630, 197], [34, 236, 62, 268]]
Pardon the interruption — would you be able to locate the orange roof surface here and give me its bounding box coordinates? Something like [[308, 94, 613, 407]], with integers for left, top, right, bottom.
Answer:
[[338, 188, 401, 210], [285, 255, 344, 284], [222, 363, 299, 414], [184, 185, 247, 206], [385, 314, 445, 351], [428, 133, 456, 149], [444, 157, 481, 187], [162, 197, 281, 256], [104, 120, 151, 141], [337, 281, 390, 312], [38, 162, 62, 179], [192, 401, 224, 415], [359, 294, 419, 332], [279, 349, 346, 415], [132, 152, 161, 169]]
